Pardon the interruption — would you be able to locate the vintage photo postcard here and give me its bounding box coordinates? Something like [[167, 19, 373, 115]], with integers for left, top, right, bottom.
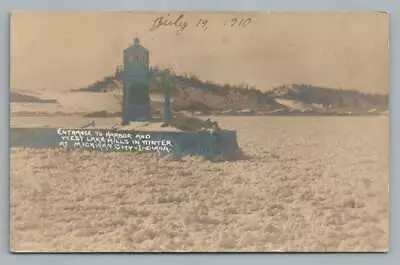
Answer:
[[9, 11, 389, 252]]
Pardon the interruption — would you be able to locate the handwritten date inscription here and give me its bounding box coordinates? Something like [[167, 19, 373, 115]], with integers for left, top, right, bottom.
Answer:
[[150, 14, 252, 35]]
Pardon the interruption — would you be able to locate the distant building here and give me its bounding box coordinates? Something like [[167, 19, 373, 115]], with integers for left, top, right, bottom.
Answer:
[[122, 37, 151, 124]]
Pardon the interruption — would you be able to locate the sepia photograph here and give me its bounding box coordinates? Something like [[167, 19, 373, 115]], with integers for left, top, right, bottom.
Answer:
[[9, 11, 389, 252]]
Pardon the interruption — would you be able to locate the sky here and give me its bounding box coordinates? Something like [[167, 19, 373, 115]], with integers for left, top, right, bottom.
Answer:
[[10, 11, 389, 94]]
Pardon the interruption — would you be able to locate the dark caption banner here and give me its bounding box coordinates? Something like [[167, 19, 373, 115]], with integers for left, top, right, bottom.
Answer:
[[11, 128, 238, 157]]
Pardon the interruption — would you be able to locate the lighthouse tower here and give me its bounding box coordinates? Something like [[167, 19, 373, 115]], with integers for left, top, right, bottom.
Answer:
[[122, 37, 151, 124]]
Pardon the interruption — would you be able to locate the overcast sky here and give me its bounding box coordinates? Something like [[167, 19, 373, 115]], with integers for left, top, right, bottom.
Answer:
[[10, 11, 389, 94]]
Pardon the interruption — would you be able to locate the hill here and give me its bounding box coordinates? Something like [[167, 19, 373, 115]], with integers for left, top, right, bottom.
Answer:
[[72, 66, 389, 116], [266, 84, 388, 113]]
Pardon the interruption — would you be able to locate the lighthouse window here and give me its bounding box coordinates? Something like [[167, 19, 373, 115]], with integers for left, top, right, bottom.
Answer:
[[128, 52, 145, 63]]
